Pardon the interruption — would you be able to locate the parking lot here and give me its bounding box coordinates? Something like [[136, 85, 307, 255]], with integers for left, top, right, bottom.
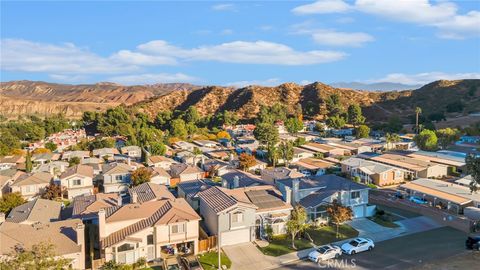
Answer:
[[276, 227, 468, 270]]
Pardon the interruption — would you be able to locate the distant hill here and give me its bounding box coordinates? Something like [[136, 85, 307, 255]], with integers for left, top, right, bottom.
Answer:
[[0, 81, 200, 118], [330, 82, 422, 91], [1, 80, 478, 125]]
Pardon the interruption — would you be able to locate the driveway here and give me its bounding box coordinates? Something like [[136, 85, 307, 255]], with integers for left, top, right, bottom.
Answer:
[[222, 242, 278, 270], [347, 218, 404, 242], [395, 216, 442, 234]]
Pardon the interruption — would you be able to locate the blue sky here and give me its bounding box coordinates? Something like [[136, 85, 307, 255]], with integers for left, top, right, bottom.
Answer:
[[1, 0, 479, 87]]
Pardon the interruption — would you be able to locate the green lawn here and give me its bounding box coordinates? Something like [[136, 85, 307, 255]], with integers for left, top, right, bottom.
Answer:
[[258, 224, 359, 257], [368, 216, 400, 228], [198, 251, 232, 270]]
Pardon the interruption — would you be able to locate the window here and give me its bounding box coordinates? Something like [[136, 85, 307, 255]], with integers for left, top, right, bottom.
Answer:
[[117, 243, 135, 252], [351, 191, 360, 199], [171, 224, 185, 234], [115, 175, 123, 181], [72, 179, 82, 186], [147, 234, 154, 245], [232, 212, 243, 223]]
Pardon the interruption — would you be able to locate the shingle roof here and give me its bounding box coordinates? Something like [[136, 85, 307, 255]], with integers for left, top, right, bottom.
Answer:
[[72, 193, 120, 217], [221, 170, 264, 188], [100, 199, 200, 248], [128, 182, 175, 203], [299, 190, 337, 208], [0, 219, 83, 255], [279, 174, 368, 191], [150, 167, 171, 178], [178, 180, 212, 201], [261, 167, 304, 180], [341, 157, 397, 174], [148, 155, 175, 164], [10, 172, 53, 187], [102, 162, 132, 175], [169, 163, 203, 178], [60, 164, 94, 179], [198, 186, 238, 213], [6, 198, 62, 223]]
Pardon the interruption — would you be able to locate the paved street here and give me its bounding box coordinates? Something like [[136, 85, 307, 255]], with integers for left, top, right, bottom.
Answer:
[[275, 227, 467, 270]]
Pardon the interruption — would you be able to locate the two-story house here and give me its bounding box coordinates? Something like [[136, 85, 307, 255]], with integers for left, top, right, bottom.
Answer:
[[341, 157, 405, 186], [102, 163, 132, 194], [93, 148, 120, 161], [9, 172, 53, 199], [6, 198, 62, 224], [147, 156, 177, 170], [169, 163, 205, 186], [198, 186, 258, 246], [60, 164, 94, 199], [276, 175, 371, 223], [98, 195, 200, 265]]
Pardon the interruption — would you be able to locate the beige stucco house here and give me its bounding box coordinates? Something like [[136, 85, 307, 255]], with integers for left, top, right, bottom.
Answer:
[[60, 164, 94, 199], [9, 172, 53, 199]]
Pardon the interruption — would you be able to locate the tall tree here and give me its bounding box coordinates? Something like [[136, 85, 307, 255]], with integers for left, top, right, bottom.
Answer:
[[68, 157, 81, 167], [267, 144, 279, 168], [347, 104, 365, 128], [326, 199, 353, 238], [326, 94, 342, 117], [131, 167, 152, 186], [385, 133, 401, 150], [286, 206, 309, 249], [415, 107, 422, 134], [326, 115, 346, 129], [285, 117, 303, 134], [42, 183, 63, 200], [170, 119, 188, 138], [25, 150, 33, 173], [278, 141, 294, 167], [0, 242, 72, 270], [184, 106, 200, 124], [466, 154, 480, 193], [436, 128, 460, 149], [253, 123, 279, 146], [414, 129, 438, 151]]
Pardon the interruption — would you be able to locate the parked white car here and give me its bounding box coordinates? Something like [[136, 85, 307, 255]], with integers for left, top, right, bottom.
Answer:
[[341, 238, 375, 255], [308, 245, 342, 262]]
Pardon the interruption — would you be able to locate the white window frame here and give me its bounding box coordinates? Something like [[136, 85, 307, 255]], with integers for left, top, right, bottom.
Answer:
[[171, 223, 185, 234], [232, 211, 244, 223]]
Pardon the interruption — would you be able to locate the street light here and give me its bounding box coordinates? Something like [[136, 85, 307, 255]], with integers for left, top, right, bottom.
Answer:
[[217, 214, 222, 270]]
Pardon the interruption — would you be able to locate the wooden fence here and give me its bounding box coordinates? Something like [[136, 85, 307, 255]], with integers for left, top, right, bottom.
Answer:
[[198, 236, 217, 252]]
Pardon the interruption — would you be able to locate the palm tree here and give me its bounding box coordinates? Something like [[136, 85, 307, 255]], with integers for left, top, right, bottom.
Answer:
[[385, 133, 401, 150], [415, 107, 422, 134]]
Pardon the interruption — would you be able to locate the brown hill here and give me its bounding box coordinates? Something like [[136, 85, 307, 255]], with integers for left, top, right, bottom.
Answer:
[[0, 81, 200, 118]]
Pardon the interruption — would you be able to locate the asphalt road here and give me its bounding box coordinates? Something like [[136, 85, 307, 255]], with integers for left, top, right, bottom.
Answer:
[[276, 227, 468, 270]]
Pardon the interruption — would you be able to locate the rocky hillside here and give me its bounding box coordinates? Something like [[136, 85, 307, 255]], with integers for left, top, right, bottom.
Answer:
[[0, 81, 200, 118], [1, 79, 478, 123]]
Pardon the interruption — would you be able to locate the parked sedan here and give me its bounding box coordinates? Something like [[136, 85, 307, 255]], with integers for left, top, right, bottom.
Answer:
[[409, 196, 428, 204], [165, 257, 182, 270], [341, 238, 375, 255], [308, 245, 342, 262]]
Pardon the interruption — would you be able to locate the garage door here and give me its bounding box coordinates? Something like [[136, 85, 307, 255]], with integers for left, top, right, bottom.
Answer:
[[221, 228, 250, 246], [352, 205, 365, 218]]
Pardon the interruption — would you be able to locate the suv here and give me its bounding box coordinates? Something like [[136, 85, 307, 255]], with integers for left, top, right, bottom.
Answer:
[[466, 235, 480, 250], [181, 255, 203, 270]]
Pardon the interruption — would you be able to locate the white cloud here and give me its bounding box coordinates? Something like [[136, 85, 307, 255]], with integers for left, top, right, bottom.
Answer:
[[292, 0, 351, 15], [108, 73, 199, 85], [49, 74, 89, 83], [212, 3, 236, 11], [224, 78, 281, 88], [292, 0, 480, 38], [368, 72, 480, 85], [123, 40, 347, 65], [311, 29, 374, 46], [0, 39, 136, 74]]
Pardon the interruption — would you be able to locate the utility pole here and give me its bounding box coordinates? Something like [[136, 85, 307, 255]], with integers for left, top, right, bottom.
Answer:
[[217, 214, 221, 270]]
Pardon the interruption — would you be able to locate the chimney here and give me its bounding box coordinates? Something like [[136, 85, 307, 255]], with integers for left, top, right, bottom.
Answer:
[[233, 176, 240, 189], [117, 196, 122, 206], [0, 213, 5, 223], [98, 209, 106, 239], [292, 179, 300, 203], [131, 192, 138, 204], [75, 223, 85, 246], [284, 186, 292, 205]]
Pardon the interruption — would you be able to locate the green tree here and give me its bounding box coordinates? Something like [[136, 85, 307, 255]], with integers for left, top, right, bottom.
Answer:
[[386, 116, 403, 133], [253, 123, 279, 146], [25, 150, 33, 173], [436, 128, 460, 149], [217, 110, 238, 127], [286, 206, 309, 249], [326, 199, 353, 238], [385, 133, 401, 150], [0, 131, 21, 156], [466, 154, 480, 193], [150, 142, 167, 155], [184, 106, 200, 124], [415, 107, 422, 134], [131, 167, 152, 186], [170, 119, 188, 138], [42, 183, 63, 200], [347, 104, 365, 128], [0, 242, 72, 270], [278, 141, 294, 166], [154, 111, 173, 130], [326, 115, 346, 129], [267, 144, 279, 168], [44, 141, 58, 152], [355, 125, 370, 139], [414, 129, 438, 151], [326, 94, 342, 117], [68, 157, 81, 167], [285, 117, 303, 134], [0, 192, 26, 214]]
